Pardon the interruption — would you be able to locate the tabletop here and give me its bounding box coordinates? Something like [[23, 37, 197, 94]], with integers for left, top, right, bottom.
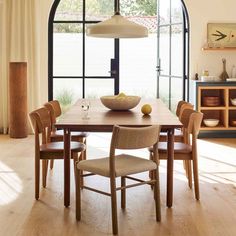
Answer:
[[55, 98, 182, 131]]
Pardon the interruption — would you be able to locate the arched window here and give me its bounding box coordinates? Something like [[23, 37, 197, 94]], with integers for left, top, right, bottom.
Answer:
[[48, 0, 189, 111]]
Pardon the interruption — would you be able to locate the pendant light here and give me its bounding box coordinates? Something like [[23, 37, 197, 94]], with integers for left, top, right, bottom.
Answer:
[[86, 0, 148, 38]]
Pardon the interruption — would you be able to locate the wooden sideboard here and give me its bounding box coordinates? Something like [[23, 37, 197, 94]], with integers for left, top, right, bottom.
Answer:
[[190, 81, 236, 138]]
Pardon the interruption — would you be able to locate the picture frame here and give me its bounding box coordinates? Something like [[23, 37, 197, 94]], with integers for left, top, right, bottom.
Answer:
[[207, 23, 236, 48]]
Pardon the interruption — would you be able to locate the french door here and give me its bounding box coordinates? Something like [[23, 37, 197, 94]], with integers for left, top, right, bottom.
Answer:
[[48, 0, 189, 105], [157, 0, 189, 111]]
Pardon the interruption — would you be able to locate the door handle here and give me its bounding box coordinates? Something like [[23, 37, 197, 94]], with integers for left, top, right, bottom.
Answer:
[[108, 70, 116, 75], [156, 65, 162, 72]]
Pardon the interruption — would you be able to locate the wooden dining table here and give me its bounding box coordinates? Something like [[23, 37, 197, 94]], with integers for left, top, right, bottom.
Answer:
[[55, 98, 182, 208]]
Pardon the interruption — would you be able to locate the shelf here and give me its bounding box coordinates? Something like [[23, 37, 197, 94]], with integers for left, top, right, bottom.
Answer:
[[200, 106, 226, 110], [200, 125, 227, 131], [228, 127, 236, 130], [202, 47, 236, 51], [195, 83, 236, 136], [228, 106, 236, 110]]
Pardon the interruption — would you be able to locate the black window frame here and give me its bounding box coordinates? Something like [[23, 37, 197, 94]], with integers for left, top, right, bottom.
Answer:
[[48, 0, 189, 103]]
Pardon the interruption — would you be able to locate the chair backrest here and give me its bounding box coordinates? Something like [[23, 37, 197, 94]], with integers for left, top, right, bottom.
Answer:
[[180, 109, 203, 138], [29, 107, 52, 144], [176, 101, 194, 118], [176, 101, 187, 117], [44, 100, 62, 130], [110, 125, 161, 151], [108, 125, 161, 175]]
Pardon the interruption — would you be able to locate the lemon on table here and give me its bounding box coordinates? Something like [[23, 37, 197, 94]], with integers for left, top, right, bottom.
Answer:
[[141, 104, 152, 115]]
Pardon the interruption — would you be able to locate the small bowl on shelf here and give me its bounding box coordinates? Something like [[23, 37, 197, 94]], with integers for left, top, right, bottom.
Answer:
[[203, 119, 219, 127], [230, 119, 236, 127], [230, 98, 236, 106]]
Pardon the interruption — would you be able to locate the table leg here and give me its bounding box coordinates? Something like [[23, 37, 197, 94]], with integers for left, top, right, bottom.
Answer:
[[64, 128, 71, 207], [167, 128, 174, 207]]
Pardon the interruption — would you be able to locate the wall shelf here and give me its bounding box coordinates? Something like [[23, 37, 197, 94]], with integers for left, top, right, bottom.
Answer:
[[202, 47, 236, 51]]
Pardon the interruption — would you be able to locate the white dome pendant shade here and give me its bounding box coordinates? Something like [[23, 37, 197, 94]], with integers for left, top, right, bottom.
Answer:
[[86, 13, 148, 38]]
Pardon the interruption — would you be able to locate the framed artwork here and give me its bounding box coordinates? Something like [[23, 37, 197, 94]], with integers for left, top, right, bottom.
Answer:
[[207, 23, 236, 48]]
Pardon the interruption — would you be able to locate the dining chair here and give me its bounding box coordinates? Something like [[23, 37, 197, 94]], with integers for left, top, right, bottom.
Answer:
[[159, 100, 194, 142], [150, 109, 203, 200], [44, 100, 88, 169], [75, 125, 161, 235], [29, 107, 86, 200]]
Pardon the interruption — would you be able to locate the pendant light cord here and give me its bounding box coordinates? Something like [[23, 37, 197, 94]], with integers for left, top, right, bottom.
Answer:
[[115, 0, 120, 15]]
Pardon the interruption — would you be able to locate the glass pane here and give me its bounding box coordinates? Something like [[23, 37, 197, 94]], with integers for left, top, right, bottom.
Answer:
[[53, 23, 82, 76], [54, 0, 82, 21], [85, 33, 114, 76], [170, 77, 183, 112], [85, 79, 114, 98], [86, 0, 114, 21], [120, 35, 157, 98], [159, 0, 170, 25], [171, 0, 183, 23], [120, 0, 157, 33], [53, 79, 83, 111], [120, 0, 157, 17], [159, 26, 170, 75], [171, 24, 183, 76], [158, 76, 169, 107]]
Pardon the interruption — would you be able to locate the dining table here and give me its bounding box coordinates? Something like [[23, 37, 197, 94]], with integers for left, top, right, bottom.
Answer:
[[55, 98, 182, 208]]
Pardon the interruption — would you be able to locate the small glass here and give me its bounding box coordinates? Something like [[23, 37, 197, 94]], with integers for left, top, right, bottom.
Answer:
[[81, 99, 90, 119]]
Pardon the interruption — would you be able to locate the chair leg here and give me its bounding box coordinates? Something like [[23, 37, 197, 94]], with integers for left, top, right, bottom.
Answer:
[[83, 138, 87, 161], [35, 158, 40, 200], [154, 168, 161, 221], [184, 160, 189, 178], [186, 160, 193, 189], [183, 160, 186, 171], [121, 176, 126, 209], [73, 154, 77, 180], [149, 152, 154, 189], [50, 159, 54, 169], [42, 160, 48, 188], [192, 159, 200, 200], [110, 177, 118, 235], [78, 151, 84, 188], [75, 167, 81, 221]]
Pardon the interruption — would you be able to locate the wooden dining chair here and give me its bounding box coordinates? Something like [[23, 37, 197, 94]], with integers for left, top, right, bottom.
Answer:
[[44, 100, 88, 169], [159, 100, 194, 142], [75, 125, 161, 235], [29, 107, 86, 200], [150, 109, 203, 200]]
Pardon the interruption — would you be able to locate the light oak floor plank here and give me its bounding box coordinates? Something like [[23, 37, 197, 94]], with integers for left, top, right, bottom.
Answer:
[[0, 134, 236, 236]]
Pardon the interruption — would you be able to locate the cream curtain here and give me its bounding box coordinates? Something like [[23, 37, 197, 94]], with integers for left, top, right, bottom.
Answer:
[[0, 0, 53, 134]]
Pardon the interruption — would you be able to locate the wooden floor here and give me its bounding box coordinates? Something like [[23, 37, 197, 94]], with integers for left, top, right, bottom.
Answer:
[[1, 134, 236, 236]]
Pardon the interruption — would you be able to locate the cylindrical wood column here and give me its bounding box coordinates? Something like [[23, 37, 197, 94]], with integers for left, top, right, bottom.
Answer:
[[9, 62, 28, 138]]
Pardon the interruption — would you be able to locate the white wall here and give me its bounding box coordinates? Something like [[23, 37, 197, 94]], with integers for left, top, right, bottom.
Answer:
[[185, 0, 236, 79]]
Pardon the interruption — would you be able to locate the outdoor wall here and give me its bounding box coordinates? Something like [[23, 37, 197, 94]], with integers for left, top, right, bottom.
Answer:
[[185, 0, 236, 80]]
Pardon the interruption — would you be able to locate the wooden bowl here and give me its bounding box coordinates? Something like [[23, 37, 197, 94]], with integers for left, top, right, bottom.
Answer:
[[100, 95, 141, 110], [230, 119, 236, 127], [202, 96, 220, 106]]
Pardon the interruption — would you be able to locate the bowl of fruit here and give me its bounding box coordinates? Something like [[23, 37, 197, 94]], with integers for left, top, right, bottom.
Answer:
[[100, 93, 141, 110]]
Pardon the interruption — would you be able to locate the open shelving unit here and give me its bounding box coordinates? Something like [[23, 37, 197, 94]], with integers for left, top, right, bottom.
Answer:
[[191, 81, 236, 137]]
